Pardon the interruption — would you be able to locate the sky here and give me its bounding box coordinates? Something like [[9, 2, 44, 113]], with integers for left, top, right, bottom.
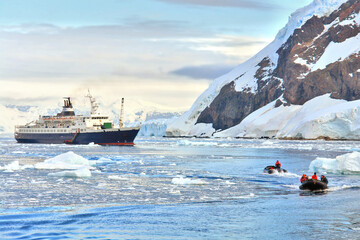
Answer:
[[0, 0, 313, 114]]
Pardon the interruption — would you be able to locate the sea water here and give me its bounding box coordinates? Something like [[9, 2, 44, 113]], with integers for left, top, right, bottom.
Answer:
[[1, 137, 360, 239]]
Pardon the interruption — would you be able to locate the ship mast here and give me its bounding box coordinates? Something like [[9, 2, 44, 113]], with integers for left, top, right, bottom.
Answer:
[[119, 98, 124, 128], [85, 89, 99, 115]]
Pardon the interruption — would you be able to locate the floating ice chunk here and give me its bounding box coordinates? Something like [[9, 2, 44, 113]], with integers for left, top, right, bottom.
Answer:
[[12, 151, 25, 154], [262, 140, 274, 145], [224, 180, 235, 185], [108, 175, 128, 181], [171, 176, 208, 185], [89, 157, 113, 166], [48, 167, 91, 178], [310, 152, 360, 174], [35, 151, 90, 170], [176, 140, 218, 147], [228, 193, 255, 199]]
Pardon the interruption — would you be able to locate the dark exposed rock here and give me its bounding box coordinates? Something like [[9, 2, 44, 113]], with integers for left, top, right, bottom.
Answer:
[[197, 0, 360, 131], [275, 99, 283, 108]]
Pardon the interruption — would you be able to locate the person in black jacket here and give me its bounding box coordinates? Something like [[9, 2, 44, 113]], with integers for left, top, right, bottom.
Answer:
[[320, 175, 328, 184]]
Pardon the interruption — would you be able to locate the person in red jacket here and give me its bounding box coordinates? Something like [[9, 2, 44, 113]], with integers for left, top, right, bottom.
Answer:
[[312, 172, 318, 180], [275, 160, 281, 168]]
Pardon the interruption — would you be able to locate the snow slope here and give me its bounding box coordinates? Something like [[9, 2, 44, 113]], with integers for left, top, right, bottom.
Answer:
[[214, 94, 360, 139]]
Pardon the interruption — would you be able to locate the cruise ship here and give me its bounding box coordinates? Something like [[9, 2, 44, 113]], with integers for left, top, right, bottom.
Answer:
[[14, 92, 140, 145]]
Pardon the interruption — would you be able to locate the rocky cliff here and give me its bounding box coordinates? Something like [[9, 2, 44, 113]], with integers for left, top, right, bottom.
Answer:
[[166, 0, 360, 139]]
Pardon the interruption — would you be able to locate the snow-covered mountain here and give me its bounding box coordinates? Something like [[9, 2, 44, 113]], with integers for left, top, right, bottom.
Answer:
[[166, 0, 360, 140]]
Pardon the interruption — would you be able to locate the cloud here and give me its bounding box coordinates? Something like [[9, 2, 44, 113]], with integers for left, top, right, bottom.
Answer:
[[156, 0, 279, 9], [0, 22, 269, 112], [170, 64, 235, 79]]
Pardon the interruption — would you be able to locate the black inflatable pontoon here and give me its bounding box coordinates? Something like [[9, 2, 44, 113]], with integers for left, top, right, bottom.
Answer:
[[299, 179, 328, 191], [264, 165, 288, 174]]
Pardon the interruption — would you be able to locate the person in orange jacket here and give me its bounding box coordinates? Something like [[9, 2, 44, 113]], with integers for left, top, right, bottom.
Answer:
[[312, 172, 318, 180], [275, 160, 281, 168], [300, 174, 306, 183], [300, 174, 309, 183]]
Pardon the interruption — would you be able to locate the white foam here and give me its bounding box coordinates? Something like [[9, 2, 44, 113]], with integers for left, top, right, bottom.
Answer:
[[171, 176, 208, 185], [0, 161, 20, 172], [48, 167, 92, 178], [0, 161, 32, 172], [35, 151, 91, 170], [310, 151, 360, 174], [266, 170, 301, 178], [283, 184, 300, 190]]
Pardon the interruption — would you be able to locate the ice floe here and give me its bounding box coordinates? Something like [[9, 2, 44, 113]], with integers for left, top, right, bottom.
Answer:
[[171, 176, 208, 185], [48, 167, 92, 178], [176, 139, 218, 147], [108, 175, 128, 181], [309, 152, 360, 174]]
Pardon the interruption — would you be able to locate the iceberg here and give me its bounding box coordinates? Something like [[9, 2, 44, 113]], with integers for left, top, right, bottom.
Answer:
[[35, 151, 91, 170], [309, 152, 360, 174]]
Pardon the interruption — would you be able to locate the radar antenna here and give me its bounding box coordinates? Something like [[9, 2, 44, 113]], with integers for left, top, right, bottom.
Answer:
[[119, 98, 124, 128], [85, 89, 99, 115]]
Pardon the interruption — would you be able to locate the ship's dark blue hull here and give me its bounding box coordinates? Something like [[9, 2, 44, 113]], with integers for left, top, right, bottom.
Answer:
[[15, 128, 139, 145]]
